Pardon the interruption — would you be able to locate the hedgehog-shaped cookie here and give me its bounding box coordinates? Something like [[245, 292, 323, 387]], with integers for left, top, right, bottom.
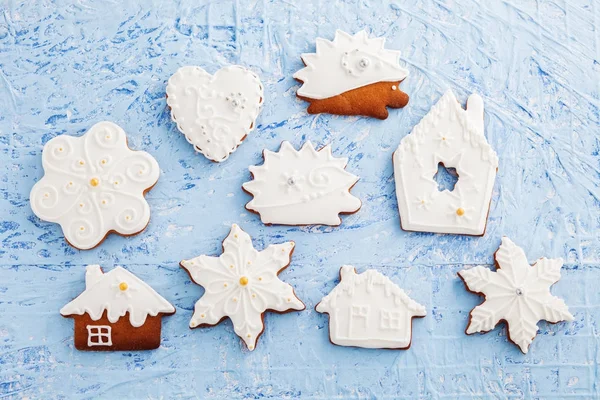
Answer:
[[294, 30, 409, 120]]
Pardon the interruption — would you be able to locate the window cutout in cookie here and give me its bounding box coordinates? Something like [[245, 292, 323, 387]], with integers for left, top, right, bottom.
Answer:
[[433, 162, 458, 192]]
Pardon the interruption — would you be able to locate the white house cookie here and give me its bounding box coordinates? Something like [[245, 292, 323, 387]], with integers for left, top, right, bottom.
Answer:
[[393, 90, 498, 235], [294, 30, 409, 119], [30, 121, 160, 250], [60, 265, 175, 351], [166, 65, 263, 162], [180, 224, 305, 351], [316, 266, 426, 349], [458, 237, 574, 354], [242, 141, 361, 225]]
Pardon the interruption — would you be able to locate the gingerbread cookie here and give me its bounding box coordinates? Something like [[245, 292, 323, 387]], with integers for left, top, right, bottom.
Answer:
[[60, 265, 175, 351], [393, 90, 498, 235], [242, 141, 361, 225], [294, 30, 409, 119], [29, 121, 160, 250], [180, 224, 305, 351], [166, 65, 263, 162], [316, 266, 426, 349], [458, 237, 574, 354]]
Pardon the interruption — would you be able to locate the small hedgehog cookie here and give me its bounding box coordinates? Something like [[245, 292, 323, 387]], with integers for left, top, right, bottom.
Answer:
[[29, 121, 160, 250], [166, 65, 264, 162], [294, 30, 409, 119], [242, 141, 361, 226], [316, 266, 426, 349]]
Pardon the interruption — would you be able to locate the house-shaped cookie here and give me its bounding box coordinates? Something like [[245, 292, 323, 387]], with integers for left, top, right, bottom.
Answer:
[[60, 265, 175, 351], [316, 266, 426, 349], [393, 90, 498, 235]]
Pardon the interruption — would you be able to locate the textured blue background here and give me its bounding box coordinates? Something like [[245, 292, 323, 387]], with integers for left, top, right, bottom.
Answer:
[[1, 0, 599, 398]]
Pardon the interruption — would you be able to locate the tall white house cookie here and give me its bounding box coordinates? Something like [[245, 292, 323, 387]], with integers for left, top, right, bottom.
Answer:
[[30, 121, 160, 250], [393, 90, 498, 235], [316, 266, 426, 349], [60, 265, 175, 351], [180, 224, 305, 351], [458, 237, 574, 354], [242, 141, 361, 225], [166, 65, 264, 162], [294, 30, 409, 119]]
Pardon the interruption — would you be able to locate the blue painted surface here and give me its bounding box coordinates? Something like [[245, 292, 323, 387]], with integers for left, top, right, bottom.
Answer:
[[1, 0, 599, 398]]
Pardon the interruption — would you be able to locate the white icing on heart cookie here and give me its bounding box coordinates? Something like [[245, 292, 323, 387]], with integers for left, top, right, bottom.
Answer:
[[294, 30, 409, 100], [242, 141, 361, 225], [30, 121, 160, 250], [316, 266, 426, 349], [180, 224, 305, 351], [458, 237, 574, 354], [393, 90, 498, 235], [166, 65, 263, 162]]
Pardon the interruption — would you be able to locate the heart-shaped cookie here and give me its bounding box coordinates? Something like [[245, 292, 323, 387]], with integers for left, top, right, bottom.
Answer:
[[166, 65, 264, 162]]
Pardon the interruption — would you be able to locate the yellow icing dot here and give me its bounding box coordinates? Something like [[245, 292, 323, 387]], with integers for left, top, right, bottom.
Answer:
[[229, 265, 234, 269], [200, 314, 205, 318], [79, 226, 85, 231], [442, 137, 447, 141], [252, 294, 256, 298], [44, 193, 49, 198], [125, 215, 131, 220], [101, 159, 107, 164], [59, 147, 63, 152], [247, 334, 251, 338], [234, 234, 238, 238], [102, 200, 106, 205], [114, 181, 119, 185], [258, 277, 262, 281], [456, 208, 465, 216], [239, 276, 249, 286], [79, 203, 84, 207], [89, 178, 99, 187], [248, 345, 254, 350], [223, 283, 228, 287], [119, 282, 128, 291], [233, 297, 238, 302], [287, 298, 291, 302], [79, 160, 85, 165]]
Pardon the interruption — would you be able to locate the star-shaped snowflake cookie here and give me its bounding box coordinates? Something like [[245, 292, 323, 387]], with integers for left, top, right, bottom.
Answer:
[[180, 224, 305, 351], [458, 237, 573, 353]]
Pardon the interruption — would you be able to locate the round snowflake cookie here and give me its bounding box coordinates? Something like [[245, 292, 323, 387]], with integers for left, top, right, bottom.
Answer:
[[30, 121, 160, 250]]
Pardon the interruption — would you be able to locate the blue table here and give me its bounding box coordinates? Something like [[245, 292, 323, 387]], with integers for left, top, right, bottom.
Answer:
[[1, 0, 598, 398]]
